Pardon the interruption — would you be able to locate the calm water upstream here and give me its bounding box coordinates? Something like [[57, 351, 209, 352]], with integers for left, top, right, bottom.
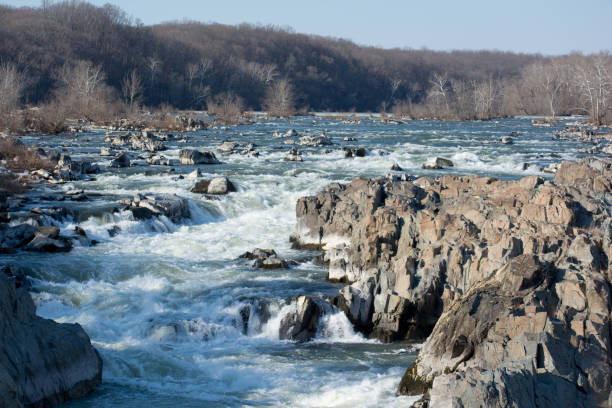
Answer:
[[8, 116, 592, 407]]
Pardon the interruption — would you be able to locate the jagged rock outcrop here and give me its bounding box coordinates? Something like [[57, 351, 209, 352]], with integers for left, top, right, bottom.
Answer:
[[191, 177, 236, 195], [292, 157, 611, 406], [0, 269, 102, 407], [279, 296, 333, 342]]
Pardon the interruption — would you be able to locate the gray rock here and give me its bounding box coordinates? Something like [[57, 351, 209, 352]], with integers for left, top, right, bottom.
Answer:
[[109, 152, 130, 168], [239, 248, 292, 269], [127, 193, 190, 223], [217, 141, 239, 153], [191, 177, 235, 195], [0, 272, 102, 407], [298, 134, 332, 146], [179, 149, 220, 165], [423, 157, 454, 169], [279, 296, 332, 342]]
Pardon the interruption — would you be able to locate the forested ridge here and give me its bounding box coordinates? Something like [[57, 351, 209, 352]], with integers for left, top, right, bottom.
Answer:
[[0, 1, 610, 124]]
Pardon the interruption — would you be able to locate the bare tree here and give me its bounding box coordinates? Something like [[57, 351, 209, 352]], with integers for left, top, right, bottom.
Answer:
[[122, 69, 143, 109], [572, 54, 612, 125], [428, 73, 451, 117], [473, 78, 498, 120], [207, 92, 244, 124], [54, 60, 114, 118], [0, 63, 24, 115], [263, 79, 295, 117]]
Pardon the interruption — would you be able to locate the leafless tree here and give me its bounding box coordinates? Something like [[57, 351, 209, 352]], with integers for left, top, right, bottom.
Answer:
[[428, 73, 451, 117], [122, 69, 143, 109], [572, 53, 612, 125], [207, 92, 244, 123], [473, 78, 498, 120], [263, 78, 295, 117], [0, 62, 24, 115]]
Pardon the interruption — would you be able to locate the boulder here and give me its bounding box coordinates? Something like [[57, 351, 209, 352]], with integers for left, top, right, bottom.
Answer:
[[0, 272, 102, 407], [109, 152, 130, 168], [284, 147, 303, 162], [191, 177, 235, 195], [239, 248, 292, 269], [217, 141, 239, 153], [126, 193, 190, 223], [179, 149, 220, 165], [298, 134, 332, 146], [423, 157, 454, 169], [279, 296, 332, 342]]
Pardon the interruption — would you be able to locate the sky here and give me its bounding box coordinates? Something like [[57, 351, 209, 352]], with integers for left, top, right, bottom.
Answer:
[[5, 0, 612, 55]]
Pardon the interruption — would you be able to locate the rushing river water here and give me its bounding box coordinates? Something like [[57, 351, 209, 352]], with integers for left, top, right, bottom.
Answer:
[[8, 116, 593, 407]]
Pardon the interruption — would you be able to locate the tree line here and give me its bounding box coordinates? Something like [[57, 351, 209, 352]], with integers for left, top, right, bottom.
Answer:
[[0, 0, 610, 129]]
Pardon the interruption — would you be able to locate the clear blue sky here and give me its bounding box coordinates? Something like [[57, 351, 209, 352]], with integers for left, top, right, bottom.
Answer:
[[6, 0, 612, 55]]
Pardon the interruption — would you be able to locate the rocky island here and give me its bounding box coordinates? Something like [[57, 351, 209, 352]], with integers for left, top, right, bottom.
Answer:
[[291, 157, 611, 407]]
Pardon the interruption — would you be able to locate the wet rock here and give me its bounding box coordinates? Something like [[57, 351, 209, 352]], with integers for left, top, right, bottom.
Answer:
[[423, 157, 454, 169], [179, 149, 220, 165], [187, 168, 202, 179], [217, 141, 239, 153], [109, 152, 130, 168], [0, 224, 36, 252], [0, 273, 102, 406], [390, 162, 403, 171], [191, 177, 236, 195], [501, 136, 513, 144], [279, 296, 332, 342], [125, 193, 190, 223], [239, 248, 293, 269], [284, 147, 303, 162], [298, 134, 332, 146]]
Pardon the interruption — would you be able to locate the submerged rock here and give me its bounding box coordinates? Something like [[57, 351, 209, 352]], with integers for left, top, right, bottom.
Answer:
[[292, 157, 612, 405], [0, 271, 102, 407]]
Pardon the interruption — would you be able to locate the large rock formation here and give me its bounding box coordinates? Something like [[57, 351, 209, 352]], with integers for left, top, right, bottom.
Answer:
[[0, 269, 102, 407], [292, 157, 611, 406]]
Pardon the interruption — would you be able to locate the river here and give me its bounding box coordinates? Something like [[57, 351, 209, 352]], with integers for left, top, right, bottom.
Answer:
[[8, 116, 589, 407]]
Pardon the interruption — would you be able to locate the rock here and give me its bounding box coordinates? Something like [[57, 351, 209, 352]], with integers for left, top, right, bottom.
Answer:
[[354, 147, 367, 157], [109, 152, 130, 168], [191, 177, 235, 195], [344, 137, 357, 141], [297, 134, 332, 146], [501, 136, 513, 144], [0, 224, 36, 252], [284, 147, 303, 162], [187, 168, 202, 179], [391, 162, 403, 171], [0, 272, 102, 407], [191, 179, 211, 194], [423, 157, 454, 169], [285, 129, 298, 137], [217, 141, 239, 153], [126, 193, 190, 223], [279, 296, 332, 342], [179, 149, 220, 165], [292, 157, 612, 406], [100, 147, 115, 156], [239, 248, 292, 269]]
